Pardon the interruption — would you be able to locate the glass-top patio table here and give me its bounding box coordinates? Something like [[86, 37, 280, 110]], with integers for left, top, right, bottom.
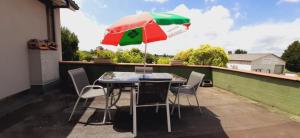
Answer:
[[97, 72, 187, 108], [97, 72, 187, 136], [98, 72, 187, 83]]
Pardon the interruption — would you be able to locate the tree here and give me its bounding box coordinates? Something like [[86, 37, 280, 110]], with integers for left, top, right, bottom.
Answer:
[[77, 51, 93, 61], [188, 44, 228, 67], [173, 48, 193, 63], [234, 49, 247, 54], [282, 41, 300, 72], [156, 57, 170, 64], [114, 48, 144, 63], [96, 49, 115, 59], [61, 27, 79, 61], [145, 53, 155, 64]]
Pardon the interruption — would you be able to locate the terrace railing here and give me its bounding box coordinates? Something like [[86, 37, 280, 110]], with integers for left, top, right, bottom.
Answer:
[[59, 61, 300, 116]]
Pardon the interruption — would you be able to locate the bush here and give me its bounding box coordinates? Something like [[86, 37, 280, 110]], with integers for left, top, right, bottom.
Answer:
[[173, 44, 228, 67], [114, 49, 144, 63], [96, 50, 115, 59], [77, 51, 93, 61], [156, 57, 170, 64]]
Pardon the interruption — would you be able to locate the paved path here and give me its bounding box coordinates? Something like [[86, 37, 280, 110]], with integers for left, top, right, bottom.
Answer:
[[0, 87, 300, 138]]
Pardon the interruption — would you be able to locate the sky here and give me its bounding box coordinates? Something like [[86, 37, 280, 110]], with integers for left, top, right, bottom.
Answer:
[[61, 0, 300, 56]]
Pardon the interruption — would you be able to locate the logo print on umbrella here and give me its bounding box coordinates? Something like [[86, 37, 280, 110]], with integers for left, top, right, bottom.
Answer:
[[128, 30, 139, 38]]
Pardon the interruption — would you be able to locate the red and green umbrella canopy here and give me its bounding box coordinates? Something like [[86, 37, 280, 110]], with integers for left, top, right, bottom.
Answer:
[[101, 12, 190, 46]]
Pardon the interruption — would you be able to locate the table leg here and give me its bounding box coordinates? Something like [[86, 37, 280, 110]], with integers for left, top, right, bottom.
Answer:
[[132, 88, 137, 137], [130, 87, 133, 115]]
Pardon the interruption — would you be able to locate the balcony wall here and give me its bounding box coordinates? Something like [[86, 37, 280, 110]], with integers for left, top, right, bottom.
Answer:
[[212, 67, 300, 116], [59, 61, 300, 116]]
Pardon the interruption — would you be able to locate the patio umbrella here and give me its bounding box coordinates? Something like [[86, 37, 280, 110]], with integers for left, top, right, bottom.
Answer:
[[101, 12, 190, 72]]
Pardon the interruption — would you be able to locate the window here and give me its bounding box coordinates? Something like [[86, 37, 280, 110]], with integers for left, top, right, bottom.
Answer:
[[46, 6, 55, 42], [255, 69, 262, 72]]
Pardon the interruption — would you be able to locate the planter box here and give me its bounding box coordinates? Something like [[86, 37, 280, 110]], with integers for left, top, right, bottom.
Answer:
[[170, 60, 183, 65], [94, 58, 112, 63]]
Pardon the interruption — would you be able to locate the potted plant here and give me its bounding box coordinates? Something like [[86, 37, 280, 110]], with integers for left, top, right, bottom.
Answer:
[[94, 50, 114, 63]]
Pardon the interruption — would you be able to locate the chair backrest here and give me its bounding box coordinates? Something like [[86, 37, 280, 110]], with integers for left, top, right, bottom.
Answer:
[[137, 79, 171, 105], [68, 68, 90, 96], [135, 66, 153, 73], [186, 71, 205, 91]]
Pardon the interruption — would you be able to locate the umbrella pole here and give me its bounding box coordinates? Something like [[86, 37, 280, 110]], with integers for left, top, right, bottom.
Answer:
[[143, 43, 147, 74]]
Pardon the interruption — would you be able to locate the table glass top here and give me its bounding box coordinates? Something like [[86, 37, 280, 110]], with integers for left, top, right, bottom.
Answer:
[[98, 72, 186, 83]]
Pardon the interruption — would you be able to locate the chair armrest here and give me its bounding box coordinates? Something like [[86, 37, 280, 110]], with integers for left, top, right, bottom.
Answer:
[[179, 85, 193, 89], [177, 85, 195, 93], [80, 85, 106, 96]]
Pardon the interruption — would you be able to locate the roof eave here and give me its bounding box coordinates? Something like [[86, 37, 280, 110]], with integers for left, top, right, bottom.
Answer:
[[67, 0, 79, 10], [54, 0, 79, 11], [41, 0, 79, 11]]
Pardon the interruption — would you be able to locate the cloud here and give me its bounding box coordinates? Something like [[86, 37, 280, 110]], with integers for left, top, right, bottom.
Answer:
[[60, 3, 300, 56], [145, 4, 300, 56], [232, 3, 241, 19], [219, 19, 300, 55], [204, 0, 216, 3], [144, 0, 168, 3], [60, 9, 107, 51], [278, 0, 300, 3]]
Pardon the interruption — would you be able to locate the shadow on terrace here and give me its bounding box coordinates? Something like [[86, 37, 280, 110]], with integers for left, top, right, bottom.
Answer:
[[0, 84, 227, 138]]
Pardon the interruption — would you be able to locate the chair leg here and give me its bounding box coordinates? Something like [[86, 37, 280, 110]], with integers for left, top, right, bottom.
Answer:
[[194, 93, 202, 113], [166, 102, 171, 132], [171, 94, 178, 115], [102, 96, 109, 124], [107, 97, 112, 121], [177, 94, 181, 119], [186, 96, 191, 106], [84, 98, 88, 106], [110, 91, 114, 107], [156, 104, 159, 113], [130, 89, 133, 115], [107, 109, 112, 120], [69, 97, 81, 121]]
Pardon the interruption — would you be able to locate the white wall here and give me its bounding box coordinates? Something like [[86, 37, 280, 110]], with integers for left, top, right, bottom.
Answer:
[[227, 63, 252, 71], [0, 0, 48, 99], [251, 54, 286, 74], [252, 54, 285, 65]]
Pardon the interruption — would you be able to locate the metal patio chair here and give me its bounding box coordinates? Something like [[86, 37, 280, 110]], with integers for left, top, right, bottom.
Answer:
[[170, 71, 205, 119], [68, 68, 111, 123], [132, 78, 172, 136]]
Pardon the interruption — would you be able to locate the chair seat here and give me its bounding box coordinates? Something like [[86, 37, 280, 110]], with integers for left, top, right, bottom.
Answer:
[[81, 88, 107, 98], [170, 86, 194, 95]]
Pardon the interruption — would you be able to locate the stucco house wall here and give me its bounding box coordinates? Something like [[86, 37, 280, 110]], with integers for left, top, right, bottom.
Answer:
[[0, 0, 62, 99]]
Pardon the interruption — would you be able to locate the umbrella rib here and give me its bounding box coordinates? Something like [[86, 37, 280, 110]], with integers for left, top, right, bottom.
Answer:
[[108, 20, 154, 34]]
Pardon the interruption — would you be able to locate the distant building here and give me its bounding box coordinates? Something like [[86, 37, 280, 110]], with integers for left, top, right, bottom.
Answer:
[[227, 53, 286, 74], [96, 46, 104, 51]]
